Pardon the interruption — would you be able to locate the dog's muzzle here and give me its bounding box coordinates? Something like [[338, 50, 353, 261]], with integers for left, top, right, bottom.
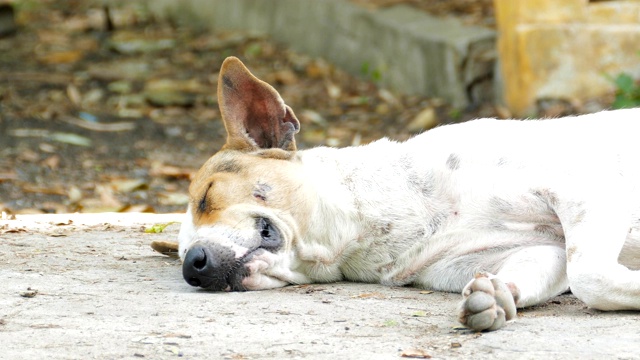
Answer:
[[182, 243, 248, 291]]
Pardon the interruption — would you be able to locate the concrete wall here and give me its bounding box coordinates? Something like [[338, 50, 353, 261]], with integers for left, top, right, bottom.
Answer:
[[147, 0, 496, 108]]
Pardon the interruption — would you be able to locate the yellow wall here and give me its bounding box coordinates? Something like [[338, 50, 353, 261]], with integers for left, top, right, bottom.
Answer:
[[495, 0, 640, 116]]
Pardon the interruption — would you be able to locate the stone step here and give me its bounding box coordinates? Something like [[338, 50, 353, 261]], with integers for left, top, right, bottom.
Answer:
[[148, 0, 496, 108]]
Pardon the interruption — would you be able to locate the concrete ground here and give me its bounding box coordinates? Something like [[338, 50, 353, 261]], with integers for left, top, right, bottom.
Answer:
[[1, 214, 639, 359]]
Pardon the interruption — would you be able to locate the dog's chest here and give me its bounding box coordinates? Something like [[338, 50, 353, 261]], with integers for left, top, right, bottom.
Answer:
[[304, 142, 567, 284]]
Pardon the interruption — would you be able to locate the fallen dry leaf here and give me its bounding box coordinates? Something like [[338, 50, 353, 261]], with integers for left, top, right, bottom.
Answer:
[[51, 219, 73, 226], [20, 288, 38, 298], [96, 184, 124, 208], [41, 154, 61, 169], [38, 50, 84, 64], [120, 204, 155, 213], [78, 197, 124, 213], [0, 227, 26, 234], [50, 132, 92, 147], [158, 192, 189, 206], [18, 148, 40, 162], [30, 324, 62, 329], [61, 12, 105, 32], [87, 60, 151, 81], [163, 333, 192, 339], [59, 116, 136, 132], [67, 186, 83, 204], [268, 69, 299, 85], [325, 81, 341, 99], [149, 163, 195, 179], [39, 143, 57, 153], [305, 59, 332, 78], [0, 210, 16, 220], [401, 349, 431, 358], [110, 178, 147, 193], [46, 229, 69, 237], [15, 208, 46, 215], [108, 31, 176, 54], [351, 292, 386, 299], [378, 89, 402, 109], [0, 171, 18, 182], [67, 84, 82, 105], [406, 107, 438, 133], [22, 184, 66, 196]]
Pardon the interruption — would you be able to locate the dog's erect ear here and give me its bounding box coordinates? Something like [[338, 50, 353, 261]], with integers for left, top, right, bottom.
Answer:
[[217, 56, 300, 152]]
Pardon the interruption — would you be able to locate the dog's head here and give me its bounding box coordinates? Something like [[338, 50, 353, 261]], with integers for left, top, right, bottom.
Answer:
[[179, 57, 313, 291]]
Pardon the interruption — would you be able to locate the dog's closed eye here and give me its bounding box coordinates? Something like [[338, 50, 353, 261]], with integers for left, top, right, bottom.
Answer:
[[198, 182, 213, 213]]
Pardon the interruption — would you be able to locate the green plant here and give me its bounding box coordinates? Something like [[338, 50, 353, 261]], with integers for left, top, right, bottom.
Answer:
[[145, 222, 177, 233], [609, 72, 640, 109], [360, 61, 383, 83], [448, 107, 462, 120], [243, 42, 263, 58], [382, 319, 399, 327]]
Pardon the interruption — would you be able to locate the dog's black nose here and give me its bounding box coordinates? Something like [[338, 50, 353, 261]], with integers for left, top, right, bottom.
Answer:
[[183, 245, 209, 287], [182, 244, 233, 290]]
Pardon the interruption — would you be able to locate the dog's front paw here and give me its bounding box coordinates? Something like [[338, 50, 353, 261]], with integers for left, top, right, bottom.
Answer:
[[458, 273, 517, 331]]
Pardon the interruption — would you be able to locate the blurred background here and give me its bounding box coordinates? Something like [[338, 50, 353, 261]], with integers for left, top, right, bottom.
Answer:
[[0, 0, 638, 215]]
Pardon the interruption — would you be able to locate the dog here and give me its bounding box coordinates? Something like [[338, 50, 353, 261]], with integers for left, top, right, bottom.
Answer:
[[157, 56, 640, 332]]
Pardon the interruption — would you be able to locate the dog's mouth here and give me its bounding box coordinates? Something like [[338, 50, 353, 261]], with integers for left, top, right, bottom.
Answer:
[[182, 245, 263, 292], [182, 217, 285, 291]]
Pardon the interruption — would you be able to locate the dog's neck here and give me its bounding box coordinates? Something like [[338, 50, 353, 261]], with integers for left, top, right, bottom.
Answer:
[[295, 146, 364, 250], [294, 137, 451, 270]]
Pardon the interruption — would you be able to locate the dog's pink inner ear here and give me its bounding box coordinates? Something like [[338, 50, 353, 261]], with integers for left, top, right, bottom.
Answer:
[[218, 57, 300, 152]]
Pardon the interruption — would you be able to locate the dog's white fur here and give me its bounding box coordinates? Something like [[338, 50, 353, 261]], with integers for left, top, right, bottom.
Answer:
[[178, 57, 640, 331]]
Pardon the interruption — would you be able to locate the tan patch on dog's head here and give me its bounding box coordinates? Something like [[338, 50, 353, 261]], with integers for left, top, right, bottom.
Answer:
[[188, 149, 312, 234], [189, 151, 251, 226]]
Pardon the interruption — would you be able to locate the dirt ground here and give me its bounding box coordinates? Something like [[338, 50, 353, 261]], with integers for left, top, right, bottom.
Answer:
[[1, 0, 491, 215], [0, 0, 610, 216], [1, 213, 639, 360]]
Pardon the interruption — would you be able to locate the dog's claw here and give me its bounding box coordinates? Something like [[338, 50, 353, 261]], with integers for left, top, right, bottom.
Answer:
[[458, 274, 516, 332]]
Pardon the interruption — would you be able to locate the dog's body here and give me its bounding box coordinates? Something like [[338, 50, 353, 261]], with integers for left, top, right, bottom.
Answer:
[[176, 57, 640, 331]]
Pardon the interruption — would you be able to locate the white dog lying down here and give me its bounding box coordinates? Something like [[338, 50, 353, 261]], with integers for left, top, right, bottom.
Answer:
[[153, 57, 640, 332]]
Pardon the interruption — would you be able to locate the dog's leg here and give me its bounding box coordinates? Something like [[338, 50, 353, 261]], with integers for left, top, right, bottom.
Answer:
[[458, 245, 569, 331], [560, 195, 640, 310]]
